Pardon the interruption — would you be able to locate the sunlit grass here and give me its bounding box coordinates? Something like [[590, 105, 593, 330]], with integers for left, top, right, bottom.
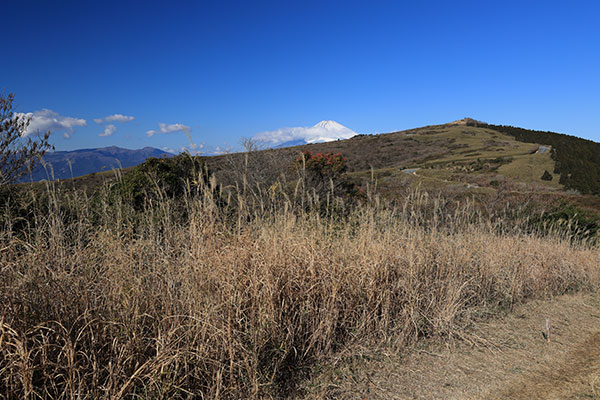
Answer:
[[498, 152, 561, 188], [0, 171, 598, 398]]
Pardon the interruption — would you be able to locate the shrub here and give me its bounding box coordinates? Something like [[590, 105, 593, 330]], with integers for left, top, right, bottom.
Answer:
[[532, 202, 599, 244], [295, 151, 358, 205], [297, 151, 348, 179], [119, 153, 210, 209], [541, 170, 553, 181]]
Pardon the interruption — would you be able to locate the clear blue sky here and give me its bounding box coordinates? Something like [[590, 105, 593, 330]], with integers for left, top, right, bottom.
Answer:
[[3, 0, 599, 152]]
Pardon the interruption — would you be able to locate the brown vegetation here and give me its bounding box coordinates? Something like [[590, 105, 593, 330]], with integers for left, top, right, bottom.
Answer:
[[1, 169, 599, 399], [303, 292, 600, 399]]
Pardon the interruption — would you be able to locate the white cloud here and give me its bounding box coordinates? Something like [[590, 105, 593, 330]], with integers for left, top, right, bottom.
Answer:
[[253, 120, 356, 147], [15, 109, 86, 139], [187, 142, 205, 154], [99, 124, 117, 137], [161, 146, 177, 154], [146, 122, 191, 137], [213, 145, 233, 155], [161, 143, 205, 155], [94, 114, 135, 124]]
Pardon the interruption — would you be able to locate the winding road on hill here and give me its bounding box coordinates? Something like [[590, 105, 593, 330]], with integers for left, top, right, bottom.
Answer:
[[536, 145, 551, 154], [401, 168, 420, 175]]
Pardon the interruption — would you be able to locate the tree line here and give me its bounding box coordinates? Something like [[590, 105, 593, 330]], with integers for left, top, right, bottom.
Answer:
[[467, 120, 600, 195]]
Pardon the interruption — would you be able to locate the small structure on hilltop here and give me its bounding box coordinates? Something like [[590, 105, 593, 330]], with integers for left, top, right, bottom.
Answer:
[[447, 117, 485, 126]]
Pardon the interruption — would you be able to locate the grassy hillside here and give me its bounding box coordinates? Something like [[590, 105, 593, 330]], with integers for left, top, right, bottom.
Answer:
[[204, 121, 588, 198], [29, 120, 600, 206], [1, 146, 599, 398], [14, 120, 600, 234], [468, 120, 600, 195]]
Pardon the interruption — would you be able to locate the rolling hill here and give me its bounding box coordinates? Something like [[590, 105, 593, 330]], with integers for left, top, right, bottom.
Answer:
[[26, 119, 600, 209], [236, 118, 599, 196]]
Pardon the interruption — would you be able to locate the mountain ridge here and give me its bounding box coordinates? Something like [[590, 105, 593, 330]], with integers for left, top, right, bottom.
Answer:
[[24, 146, 172, 182]]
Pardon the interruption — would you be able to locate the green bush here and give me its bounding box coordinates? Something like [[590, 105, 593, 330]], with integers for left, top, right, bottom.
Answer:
[[119, 154, 210, 209], [533, 202, 599, 243], [541, 170, 553, 181]]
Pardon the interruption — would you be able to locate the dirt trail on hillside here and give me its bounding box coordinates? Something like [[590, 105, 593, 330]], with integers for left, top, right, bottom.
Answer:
[[302, 293, 600, 399], [491, 330, 600, 399]]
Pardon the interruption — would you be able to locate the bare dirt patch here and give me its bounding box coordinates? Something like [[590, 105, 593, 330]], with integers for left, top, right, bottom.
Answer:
[[301, 292, 600, 399]]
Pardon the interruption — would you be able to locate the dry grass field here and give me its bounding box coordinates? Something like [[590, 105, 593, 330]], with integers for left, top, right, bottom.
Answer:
[[301, 293, 600, 399], [1, 171, 599, 398]]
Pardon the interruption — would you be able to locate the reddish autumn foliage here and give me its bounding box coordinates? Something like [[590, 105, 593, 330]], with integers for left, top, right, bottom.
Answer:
[[296, 151, 348, 178], [295, 150, 357, 202]]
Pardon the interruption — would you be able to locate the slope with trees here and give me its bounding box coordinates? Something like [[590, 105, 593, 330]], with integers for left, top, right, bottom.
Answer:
[[465, 120, 600, 194]]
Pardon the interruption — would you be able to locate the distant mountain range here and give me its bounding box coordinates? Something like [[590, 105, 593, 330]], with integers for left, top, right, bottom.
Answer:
[[24, 146, 172, 182]]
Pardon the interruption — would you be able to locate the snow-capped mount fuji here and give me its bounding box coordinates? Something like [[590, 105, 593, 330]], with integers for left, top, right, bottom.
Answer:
[[308, 120, 355, 143], [254, 120, 357, 148], [313, 120, 347, 130]]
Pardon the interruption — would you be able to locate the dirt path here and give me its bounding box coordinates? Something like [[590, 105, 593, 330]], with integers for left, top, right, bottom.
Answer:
[[493, 330, 600, 399], [302, 293, 600, 399]]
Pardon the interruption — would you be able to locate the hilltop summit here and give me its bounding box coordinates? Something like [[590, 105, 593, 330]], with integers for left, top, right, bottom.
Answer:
[[448, 117, 485, 126]]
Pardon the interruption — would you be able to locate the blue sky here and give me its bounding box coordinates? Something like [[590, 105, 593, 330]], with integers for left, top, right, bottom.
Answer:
[[3, 0, 600, 152]]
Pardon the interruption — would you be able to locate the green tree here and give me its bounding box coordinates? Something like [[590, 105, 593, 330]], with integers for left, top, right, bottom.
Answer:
[[0, 92, 52, 186], [541, 170, 553, 181], [119, 153, 211, 209]]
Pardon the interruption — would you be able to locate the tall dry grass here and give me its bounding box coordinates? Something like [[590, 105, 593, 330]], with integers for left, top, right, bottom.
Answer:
[[0, 176, 599, 399]]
